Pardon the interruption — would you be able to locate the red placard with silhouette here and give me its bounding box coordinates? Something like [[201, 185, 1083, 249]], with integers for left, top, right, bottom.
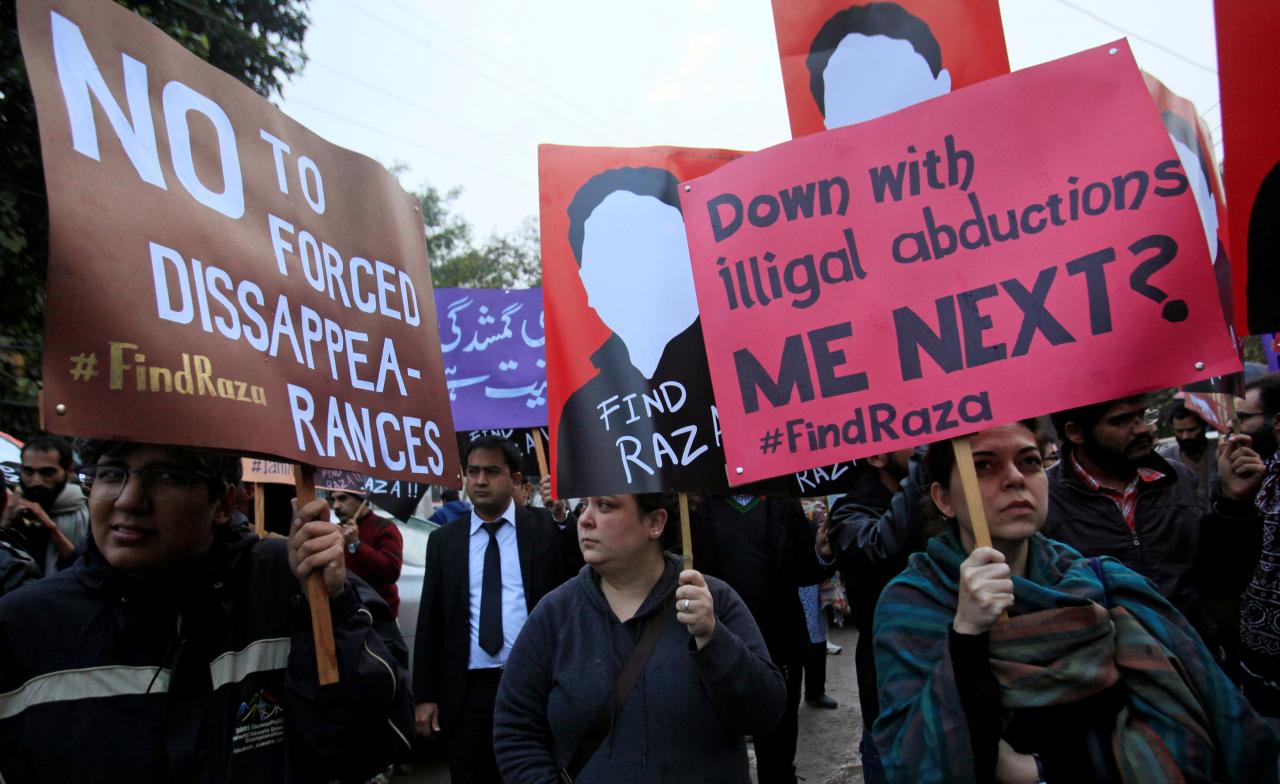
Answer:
[[540, 146, 744, 498], [772, 0, 1009, 139]]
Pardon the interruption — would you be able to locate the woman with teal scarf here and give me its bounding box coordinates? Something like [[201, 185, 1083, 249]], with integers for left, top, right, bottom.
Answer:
[[872, 420, 1278, 783]]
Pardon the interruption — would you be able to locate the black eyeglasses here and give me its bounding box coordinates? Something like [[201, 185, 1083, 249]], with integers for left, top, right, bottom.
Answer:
[[77, 464, 211, 502], [1234, 410, 1266, 426]]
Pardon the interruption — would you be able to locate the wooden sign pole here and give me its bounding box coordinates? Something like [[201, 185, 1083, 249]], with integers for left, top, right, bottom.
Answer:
[[531, 428, 550, 488], [253, 483, 265, 538], [294, 464, 340, 685], [951, 437, 993, 549], [678, 493, 694, 571], [951, 437, 1006, 623]]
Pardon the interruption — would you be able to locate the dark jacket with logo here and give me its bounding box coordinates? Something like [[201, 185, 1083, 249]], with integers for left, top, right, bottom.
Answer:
[[1041, 452, 1263, 646], [0, 523, 414, 783]]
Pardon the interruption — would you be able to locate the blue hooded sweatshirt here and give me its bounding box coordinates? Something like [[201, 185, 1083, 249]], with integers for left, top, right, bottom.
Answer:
[[494, 553, 785, 783]]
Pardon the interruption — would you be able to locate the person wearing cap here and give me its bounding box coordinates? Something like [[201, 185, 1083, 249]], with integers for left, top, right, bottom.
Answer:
[[0, 439, 414, 783], [333, 487, 403, 617]]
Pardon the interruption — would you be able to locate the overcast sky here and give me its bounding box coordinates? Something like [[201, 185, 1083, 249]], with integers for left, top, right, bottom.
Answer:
[[275, 0, 1221, 237]]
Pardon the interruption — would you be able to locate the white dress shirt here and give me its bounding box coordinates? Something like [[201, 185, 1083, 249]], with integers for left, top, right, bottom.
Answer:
[[467, 499, 528, 669]]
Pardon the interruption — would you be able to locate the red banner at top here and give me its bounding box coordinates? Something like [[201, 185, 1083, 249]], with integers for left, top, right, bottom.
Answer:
[[1215, 0, 1280, 335], [680, 42, 1238, 484], [771, 0, 1009, 138]]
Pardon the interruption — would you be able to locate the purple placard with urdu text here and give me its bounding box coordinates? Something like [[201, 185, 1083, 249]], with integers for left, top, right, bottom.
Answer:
[[434, 288, 547, 430]]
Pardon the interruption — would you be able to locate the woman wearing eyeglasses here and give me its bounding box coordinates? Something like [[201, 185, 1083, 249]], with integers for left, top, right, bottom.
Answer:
[[872, 419, 1278, 784]]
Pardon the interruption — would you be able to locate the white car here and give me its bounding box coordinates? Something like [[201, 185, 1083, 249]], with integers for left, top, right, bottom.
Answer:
[[391, 514, 437, 672]]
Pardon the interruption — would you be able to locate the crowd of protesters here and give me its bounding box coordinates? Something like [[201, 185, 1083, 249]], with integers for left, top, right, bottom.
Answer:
[[3, 378, 1280, 783]]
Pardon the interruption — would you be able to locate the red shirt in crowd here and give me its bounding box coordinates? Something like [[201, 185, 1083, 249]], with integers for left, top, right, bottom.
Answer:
[[345, 512, 404, 616]]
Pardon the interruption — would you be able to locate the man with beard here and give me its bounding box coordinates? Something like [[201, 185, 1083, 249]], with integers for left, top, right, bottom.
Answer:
[[1235, 375, 1280, 461], [1044, 395, 1265, 653], [332, 488, 403, 617], [1236, 374, 1280, 721], [0, 436, 87, 575], [1157, 403, 1218, 512]]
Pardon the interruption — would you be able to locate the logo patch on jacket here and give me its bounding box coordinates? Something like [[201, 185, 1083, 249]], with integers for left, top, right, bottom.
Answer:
[[232, 690, 285, 754]]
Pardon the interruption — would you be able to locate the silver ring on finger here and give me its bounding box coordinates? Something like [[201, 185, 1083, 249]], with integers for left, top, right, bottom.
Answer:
[[682, 599, 690, 612]]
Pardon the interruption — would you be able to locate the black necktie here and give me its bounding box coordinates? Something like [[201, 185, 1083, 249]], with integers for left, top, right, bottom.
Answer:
[[479, 520, 505, 656]]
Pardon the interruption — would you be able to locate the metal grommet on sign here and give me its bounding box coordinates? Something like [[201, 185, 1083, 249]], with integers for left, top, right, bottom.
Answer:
[[735, 467, 744, 475], [1194, 361, 1206, 370], [1108, 47, 1118, 55], [684, 185, 692, 192], [55, 403, 67, 415]]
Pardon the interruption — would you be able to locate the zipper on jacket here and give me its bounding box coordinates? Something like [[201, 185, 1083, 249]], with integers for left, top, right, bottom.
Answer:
[[147, 610, 184, 694]]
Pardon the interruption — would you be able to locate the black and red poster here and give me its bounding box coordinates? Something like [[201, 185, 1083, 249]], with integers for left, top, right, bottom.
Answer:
[[772, 0, 1009, 139], [540, 145, 861, 499], [1215, 0, 1280, 335]]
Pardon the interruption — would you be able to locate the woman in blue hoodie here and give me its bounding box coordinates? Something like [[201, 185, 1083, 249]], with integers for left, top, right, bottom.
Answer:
[[493, 492, 786, 783]]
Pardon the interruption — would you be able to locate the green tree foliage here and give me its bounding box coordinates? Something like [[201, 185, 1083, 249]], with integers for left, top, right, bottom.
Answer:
[[415, 184, 541, 289], [0, 0, 311, 437]]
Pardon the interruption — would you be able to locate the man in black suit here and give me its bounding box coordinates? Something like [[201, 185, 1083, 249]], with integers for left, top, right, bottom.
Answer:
[[412, 436, 568, 783], [691, 495, 835, 784]]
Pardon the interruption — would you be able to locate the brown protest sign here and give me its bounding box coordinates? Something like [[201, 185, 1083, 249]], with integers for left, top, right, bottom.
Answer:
[[19, 0, 459, 485]]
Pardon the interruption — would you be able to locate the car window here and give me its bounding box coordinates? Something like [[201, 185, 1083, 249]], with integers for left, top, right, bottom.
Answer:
[[396, 516, 437, 568]]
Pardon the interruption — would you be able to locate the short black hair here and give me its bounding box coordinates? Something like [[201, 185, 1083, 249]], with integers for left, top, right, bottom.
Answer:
[[925, 420, 1039, 489], [567, 167, 681, 265], [441, 488, 460, 503], [463, 435, 522, 476], [1246, 373, 1280, 417], [806, 2, 943, 116], [635, 491, 681, 551], [1167, 403, 1204, 427], [1049, 394, 1148, 452], [73, 439, 242, 495], [22, 435, 72, 470], [1161, 110, 1213, 190]]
